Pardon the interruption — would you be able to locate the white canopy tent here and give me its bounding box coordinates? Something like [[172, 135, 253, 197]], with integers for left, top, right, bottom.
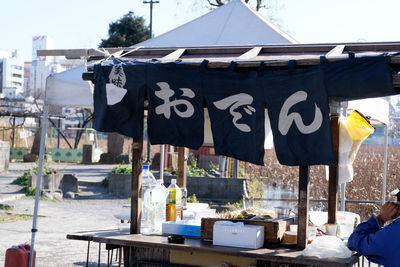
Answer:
[[46, 65, 93, 107], [134, 0, 297, 47]]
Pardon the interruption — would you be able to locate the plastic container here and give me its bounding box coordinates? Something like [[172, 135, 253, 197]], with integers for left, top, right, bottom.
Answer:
[[309, 211, 360, 238], [5, 244, 36, 267], [181, 187, 188, 210], [337, 211, 361, 238], [152, 180, 168, 233], [274, 206, 292, 219], [141, 165, 157, 234], [166, 179, 182, 221]]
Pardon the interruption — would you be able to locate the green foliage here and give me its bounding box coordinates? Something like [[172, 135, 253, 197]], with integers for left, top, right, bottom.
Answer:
[[99, 11, 151, 48], [11, 174, 29, 186], [207, 162, 219, 172], [105, 165, 132, 188], [40, 196, 59, 202], [0, 204, 13, 211], [12, 163, 57, 196], [247, 175, 264, 198], [187, 194, 199, 203], [110, 165, 132, 174], [227, 198, 244, 210], [26, 186, 36, 196], [0, 213, 34, 223], [186, 160, 206, 177], [238, 165, 245, 178]]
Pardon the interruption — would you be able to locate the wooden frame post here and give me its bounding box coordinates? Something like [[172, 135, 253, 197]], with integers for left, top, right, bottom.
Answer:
[[177, 147, 187, 188], [130, 137, 143, 234], [297, 166, 310, 249], [328, 110, 340, 224]]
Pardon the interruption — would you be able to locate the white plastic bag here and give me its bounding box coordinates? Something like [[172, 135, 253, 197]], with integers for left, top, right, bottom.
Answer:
[[302, 235, 352, 259]]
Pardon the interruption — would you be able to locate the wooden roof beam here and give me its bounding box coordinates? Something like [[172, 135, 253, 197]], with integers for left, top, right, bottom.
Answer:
[[38, 41, 400, 58]]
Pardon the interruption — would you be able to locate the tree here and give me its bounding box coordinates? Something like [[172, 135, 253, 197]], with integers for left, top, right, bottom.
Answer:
[[206, 0, 266, 11], [99, 11, 151, 48]]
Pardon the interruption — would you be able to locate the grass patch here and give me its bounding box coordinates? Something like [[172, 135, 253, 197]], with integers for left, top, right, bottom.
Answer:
[[0, 204, 13, 210], [0, 212, 34, 223], [40, 197, 59, 202], [11, 174, 29, 187]]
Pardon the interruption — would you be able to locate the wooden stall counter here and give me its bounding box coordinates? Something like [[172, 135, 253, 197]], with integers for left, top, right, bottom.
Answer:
[[67, 232, 359, 267]]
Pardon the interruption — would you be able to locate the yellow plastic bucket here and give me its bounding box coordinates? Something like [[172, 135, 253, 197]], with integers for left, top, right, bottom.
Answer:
[[345, 110, 375, 141]]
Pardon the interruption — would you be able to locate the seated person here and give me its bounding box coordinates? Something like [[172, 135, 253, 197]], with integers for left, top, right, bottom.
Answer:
[[347, 201, 400, 267]]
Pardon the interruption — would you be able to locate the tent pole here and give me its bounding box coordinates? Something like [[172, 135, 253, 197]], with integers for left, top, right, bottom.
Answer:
[[160, 145, 165, 181], [29, 76, 51, 267], [382, 125, 388, 203], [340, 183, 346, 211]]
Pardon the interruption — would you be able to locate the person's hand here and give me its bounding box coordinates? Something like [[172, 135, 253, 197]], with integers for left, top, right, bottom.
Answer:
[[377, 202, 399, 224]]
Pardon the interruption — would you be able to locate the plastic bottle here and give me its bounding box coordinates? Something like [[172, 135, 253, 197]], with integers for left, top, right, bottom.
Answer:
[[152, 180, 168, 233], [181, 187, 188, 210], [166, 179, 183, 221], [141, 165, 157, 235]]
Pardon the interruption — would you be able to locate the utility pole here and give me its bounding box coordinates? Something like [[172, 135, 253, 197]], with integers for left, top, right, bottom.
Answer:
[[143, 0, 159, 164], [143, 0, 159, 38]]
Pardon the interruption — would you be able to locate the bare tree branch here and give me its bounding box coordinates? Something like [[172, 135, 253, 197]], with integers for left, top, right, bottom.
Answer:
[[206, 0, 269, 11], [48, 118, 73, 149], [256, 0, 262, 11], [73, 108, 94, 149]]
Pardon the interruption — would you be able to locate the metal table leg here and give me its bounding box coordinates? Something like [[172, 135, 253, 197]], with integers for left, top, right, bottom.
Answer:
[[98, 242, 101, 266], [86, 240, 90, 267]]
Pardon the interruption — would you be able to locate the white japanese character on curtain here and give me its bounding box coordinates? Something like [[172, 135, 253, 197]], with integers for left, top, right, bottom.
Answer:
[[213, 93, 256, 133], [155, 82, 195, 119], [106, 65, 127, 105], [278, 90, 323, 135]]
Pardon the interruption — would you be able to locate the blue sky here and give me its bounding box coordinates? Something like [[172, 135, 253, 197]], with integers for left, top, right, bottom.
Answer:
[[1, 0, 400, 62]]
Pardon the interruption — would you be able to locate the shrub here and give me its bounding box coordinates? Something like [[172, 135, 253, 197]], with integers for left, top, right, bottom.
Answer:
[[187, 194, 199, 203], [110, 165, 132, 174], [12, 163, 57, 196], [186, 160, 206, 177]]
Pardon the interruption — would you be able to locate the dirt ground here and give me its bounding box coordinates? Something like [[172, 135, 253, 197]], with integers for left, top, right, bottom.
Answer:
[[0, 163, 129, 267]]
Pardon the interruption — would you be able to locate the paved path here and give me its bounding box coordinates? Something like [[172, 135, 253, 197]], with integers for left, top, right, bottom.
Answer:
[[0, 162, 131, 266]]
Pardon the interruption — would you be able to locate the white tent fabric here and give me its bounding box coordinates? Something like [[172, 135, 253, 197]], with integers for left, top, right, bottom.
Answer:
[[46, 65, 93, 107], [134, 0, 297, 48]]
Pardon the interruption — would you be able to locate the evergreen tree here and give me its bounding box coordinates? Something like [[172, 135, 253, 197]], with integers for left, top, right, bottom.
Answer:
[[99, 11, 150, 48]]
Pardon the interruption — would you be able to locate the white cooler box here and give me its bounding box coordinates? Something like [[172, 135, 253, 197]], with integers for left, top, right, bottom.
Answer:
[[213, 221, 264, 249]]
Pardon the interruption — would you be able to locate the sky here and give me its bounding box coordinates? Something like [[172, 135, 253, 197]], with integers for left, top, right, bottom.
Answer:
[[1, 0, 400, 62]]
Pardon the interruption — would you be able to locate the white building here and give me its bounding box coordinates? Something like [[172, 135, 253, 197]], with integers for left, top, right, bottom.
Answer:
[[0, 49, 24, 99]]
